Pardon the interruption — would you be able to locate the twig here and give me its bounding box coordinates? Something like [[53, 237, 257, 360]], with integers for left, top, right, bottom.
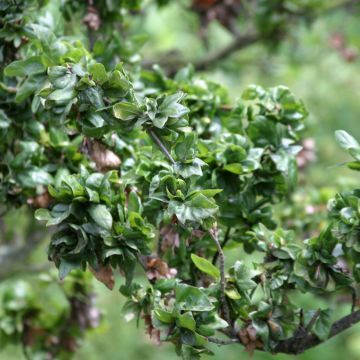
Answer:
[[146, 128, 176, 165], [251, 197, 270, 212], [351, 286, 357, 313], [143, 32, 258, 74], [137, 254, 148, 273], [208, 336, 239, 345], [212, 227, 231, 265], [209, 228, 232, 331], [194, 32, 258, 71], [21, 344, 31, 360], [305, 309, 321, 332]]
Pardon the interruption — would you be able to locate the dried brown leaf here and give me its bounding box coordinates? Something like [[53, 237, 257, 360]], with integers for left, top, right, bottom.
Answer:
[[85, 139, 121, 172], [90, 265, 115, 290]]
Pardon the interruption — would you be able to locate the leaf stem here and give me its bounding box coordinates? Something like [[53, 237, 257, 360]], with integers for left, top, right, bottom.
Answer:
[[146, 128, 176, 165], [209, 228, 232, 331]]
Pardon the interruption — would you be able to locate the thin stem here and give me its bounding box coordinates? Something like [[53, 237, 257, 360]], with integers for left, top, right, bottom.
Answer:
[[251, 197, 270, 212], [305, 309, 321, 332], [209, 228, 232, 330], [137, 254, 148, 273], [208, 337, 239, 345], [21, 344, 31, 360], [146, 128, 176, 165], [194, 33, 258, 71], [142, 32, 258, 74], [212, 227, 231, 265], [351, 286, 357, 313]]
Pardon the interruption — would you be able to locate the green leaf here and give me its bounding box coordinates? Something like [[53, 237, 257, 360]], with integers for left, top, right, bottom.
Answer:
[[174, 158, 205, 178], [168, 194, 218, 224], [223, 163, 243, 174], [307, 309, 332, 341], [18, 168, 53, 187], [16, 75, 45, 103], [251, 319, 269, 345], [242, 84, 266, 100], [48, 87, 76, 102], [154, 309, 173, 324], [175, 284, 214, 312], [335, 130, 360, 151], [174, 133, 196, 161], [89, 63, 108, 84], [107, 70, 131, 96], [49, 128, 70, 147], [158, 92, 188, 119], [88, 204, 113, 231], [47, 204, 72, 226], [177, 312, 196, 331], [62, 175, 85, 197], [191, 254, 220, 280], [127, 191, 143, 214], [58, 260, 80, 280], [229, 261, 257, 291], [4, 56, 45, 77], [34, 208, 52, 222], [3, 281, 34, 311], [113, 102, 141, 121]]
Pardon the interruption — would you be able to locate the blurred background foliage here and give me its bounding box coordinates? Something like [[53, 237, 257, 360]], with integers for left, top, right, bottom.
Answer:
[[1, 1, 360, 359]]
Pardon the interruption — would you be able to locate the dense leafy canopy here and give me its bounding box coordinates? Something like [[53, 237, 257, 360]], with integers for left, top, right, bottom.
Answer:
[[1, 0, 360, 359]]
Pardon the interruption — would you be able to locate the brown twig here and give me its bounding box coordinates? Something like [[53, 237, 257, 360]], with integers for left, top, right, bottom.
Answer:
[[212, 227, 231, 265], [194, 32, 258, 70], [142, 32, 258, 74]]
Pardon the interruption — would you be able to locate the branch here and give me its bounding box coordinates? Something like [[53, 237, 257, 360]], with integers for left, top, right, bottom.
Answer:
[[209, 228, 232, 331], [194, 33, 259, 71], [143, 0, 360, 74], [274, 309, 360, 354], [146, 128, 176, 165], [212, 227, 231, 265], [207, 310, 360, 355], [142, 32, 259, 74]]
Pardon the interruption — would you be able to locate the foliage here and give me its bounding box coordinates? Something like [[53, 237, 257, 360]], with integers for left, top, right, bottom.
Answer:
[[0, 271, 100, 359], [1, 0, 360, 359]]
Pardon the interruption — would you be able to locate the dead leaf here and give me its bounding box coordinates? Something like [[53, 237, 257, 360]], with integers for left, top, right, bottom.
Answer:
[[27, 190, 53, 208], [143, 314, 161, 345], [146, 256, 177, 281], [237, 325, 263, 356], [83, 6, 101, 31], [90, 265, 115, 290], [160, 225, 180, 253], [84, 139, 121, 172]]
